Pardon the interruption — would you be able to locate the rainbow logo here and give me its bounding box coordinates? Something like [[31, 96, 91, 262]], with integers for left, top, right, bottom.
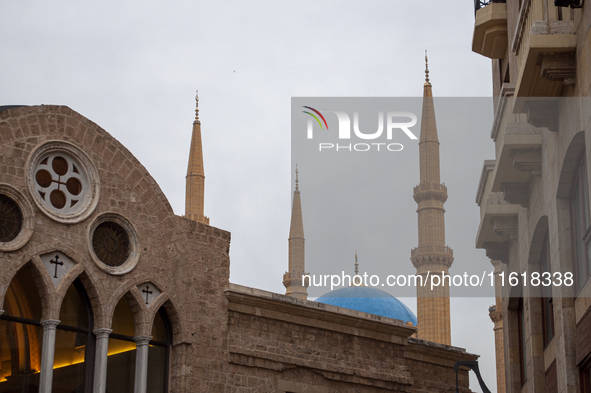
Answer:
[[302, 106, 329, 130]]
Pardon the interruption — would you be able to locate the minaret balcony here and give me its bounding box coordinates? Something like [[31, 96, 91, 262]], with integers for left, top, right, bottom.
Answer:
[[413, 183, 448, 203], [411, 245, 454, 270], [472, 0, 508, 59]]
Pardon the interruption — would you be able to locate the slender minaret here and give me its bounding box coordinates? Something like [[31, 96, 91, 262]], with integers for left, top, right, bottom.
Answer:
[[185, 91, 209, 225], [410, 53, 454, 345], [283, 167, 308, 299]]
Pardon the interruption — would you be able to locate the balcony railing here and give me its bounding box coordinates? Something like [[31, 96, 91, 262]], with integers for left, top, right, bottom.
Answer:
[[475, 0, 506, 15]]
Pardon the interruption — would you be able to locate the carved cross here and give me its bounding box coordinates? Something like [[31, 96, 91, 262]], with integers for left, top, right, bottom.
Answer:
[[50, 255, 63, 278], [142, 285, 153, 305]]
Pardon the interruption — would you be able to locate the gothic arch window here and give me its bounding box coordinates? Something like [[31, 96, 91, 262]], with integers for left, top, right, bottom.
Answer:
[[0, 265, 44, 393], [106, 297, 136, 393], [147, 308, 171, 393], [570, 154, 591, 293], [53, 279, 95, 393], [104, 297, 172, 393]]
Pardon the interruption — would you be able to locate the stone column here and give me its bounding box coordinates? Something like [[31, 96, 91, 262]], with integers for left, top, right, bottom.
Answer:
[[39, 319, 60, 393], [93, 328, 112, 393], [133, 335, 152, 393]]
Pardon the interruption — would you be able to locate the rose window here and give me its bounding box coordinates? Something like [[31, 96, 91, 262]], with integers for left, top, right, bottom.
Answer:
[[91, 221, 131, 267], [0, 194, 23, 243], [32, 153, 89, 215]]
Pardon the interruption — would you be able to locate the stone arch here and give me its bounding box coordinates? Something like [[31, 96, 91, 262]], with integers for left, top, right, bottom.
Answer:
[[54, 266, 108, 330], [146, 296, 185, 345], [0, 256, 54, 320], [107, 274, 186, 341], [527, 215, 549, 268], [557, 130, 586, 198], [555, 130, 587, 297]]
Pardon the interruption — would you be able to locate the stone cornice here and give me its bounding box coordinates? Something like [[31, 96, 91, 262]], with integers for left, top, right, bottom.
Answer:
[[226, 284, 415, 342]]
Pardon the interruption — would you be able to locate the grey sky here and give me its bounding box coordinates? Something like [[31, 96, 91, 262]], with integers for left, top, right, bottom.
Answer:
[[2, 1, 497, 391]]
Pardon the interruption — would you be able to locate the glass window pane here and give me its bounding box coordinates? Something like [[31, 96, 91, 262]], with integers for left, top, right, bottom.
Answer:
[[0, 320, 43, 393], [151, 312, 168, 343], [4, 267, 42, 321], [111, 298, 135, 337], [59, 284, 89, 330], [106, 338, 135, 393], [146, 346, 167, 393], [53, 330, 87, 393]]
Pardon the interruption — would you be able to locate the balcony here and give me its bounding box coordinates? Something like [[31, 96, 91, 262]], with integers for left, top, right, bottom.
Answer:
[[475, 161, 519, 263], [490, 122, 542, 207], [472, 0, 508, 59], [512, 0, 576, 98]]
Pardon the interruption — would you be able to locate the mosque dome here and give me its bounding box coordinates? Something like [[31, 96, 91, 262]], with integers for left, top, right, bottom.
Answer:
[[315, 286, 417, 326]]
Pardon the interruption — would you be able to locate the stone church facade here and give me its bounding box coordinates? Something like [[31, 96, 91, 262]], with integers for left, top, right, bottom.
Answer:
[[0, 93, 475, 391]]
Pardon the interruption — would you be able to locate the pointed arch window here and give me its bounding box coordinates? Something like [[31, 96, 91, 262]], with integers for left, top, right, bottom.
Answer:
[[105, 298, 171, 393], [570, 155, 591, 293], [0, 265, 43, 393], [106, 297, 136, 393], [147, 308, 171, 393], [53, 279, 95, 393]]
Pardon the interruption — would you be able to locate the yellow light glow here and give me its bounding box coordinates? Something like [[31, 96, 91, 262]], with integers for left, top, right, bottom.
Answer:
[[52, 347, 136, 371]]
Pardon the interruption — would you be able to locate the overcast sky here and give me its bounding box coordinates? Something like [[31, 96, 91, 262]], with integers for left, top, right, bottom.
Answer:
[[2, 1, 498, 391]]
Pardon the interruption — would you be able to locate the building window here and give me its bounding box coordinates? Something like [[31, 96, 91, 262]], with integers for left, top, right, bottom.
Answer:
[[53, 279, 95, 393], [0, 266, 43, 393], [107, 297, 137, 393], [27, 141, 100, 224], [570, 156, 591, 293], [147, 309, 171, 393], [518, 299, 527, 386], [0, 194, 22, 243], [540, 234, 554, 347], [582, 357, 591, 393], [88, 213, 140, 276], [106, 298, 171, 393]]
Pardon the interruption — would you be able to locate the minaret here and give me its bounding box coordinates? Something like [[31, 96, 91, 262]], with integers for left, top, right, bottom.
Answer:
[[283, 167, 309, 299], [410, 53, 454, 345], [185, 91, 210, 225]]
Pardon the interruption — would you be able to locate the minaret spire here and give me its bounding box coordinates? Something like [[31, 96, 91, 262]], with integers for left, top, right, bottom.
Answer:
[[283, 167, 308, 299], [425, 50, 430, 85], [411, 58, 453, 345], [185, 91, 210, 225]]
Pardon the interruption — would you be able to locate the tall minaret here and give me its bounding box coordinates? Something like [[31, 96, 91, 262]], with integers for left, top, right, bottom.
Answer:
[[185, 91, 210, 225], [410, 53, 454, 345], [283, 167, 308, 299]]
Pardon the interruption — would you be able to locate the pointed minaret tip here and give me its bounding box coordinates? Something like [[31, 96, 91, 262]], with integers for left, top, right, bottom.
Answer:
[[194, 90, 200, 124], [295, 165, 299, 191], [425, 50, 431, 86], [354, 250, 359, 276]]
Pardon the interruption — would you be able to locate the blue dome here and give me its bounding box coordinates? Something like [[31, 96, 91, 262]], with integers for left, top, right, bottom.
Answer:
[[315, 286, 417, 325]]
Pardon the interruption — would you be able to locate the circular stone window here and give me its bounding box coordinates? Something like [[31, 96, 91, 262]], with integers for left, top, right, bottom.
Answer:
[[88, 213, 140, 275], [0, 194, 22, 242], [27, 141, 99, 224], [0, 184, 35, 251]]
